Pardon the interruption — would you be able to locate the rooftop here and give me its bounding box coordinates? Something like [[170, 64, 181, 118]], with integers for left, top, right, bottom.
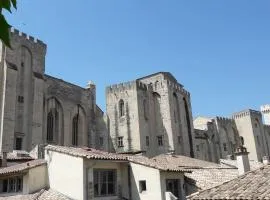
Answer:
[[46, 145, 128, 161], [0, 159, 46, 176], [46, 145, 231, 173], [0, 189, 71, 200], [188, 165, 270, 200]]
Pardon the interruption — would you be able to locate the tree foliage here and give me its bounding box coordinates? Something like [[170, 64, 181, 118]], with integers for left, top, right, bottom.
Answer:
[[0, 0, 17, 48]]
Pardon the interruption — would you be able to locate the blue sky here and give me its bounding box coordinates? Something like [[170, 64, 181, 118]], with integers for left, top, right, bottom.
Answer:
[[6, 0, 270, 117]]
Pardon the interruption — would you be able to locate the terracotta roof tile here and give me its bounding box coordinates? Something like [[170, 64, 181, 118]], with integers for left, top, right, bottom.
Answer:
[[188, 165, 270, 200], [0, 159, 46, 176], [46, 145, 196, 172], [220, 159, 264, 170], [46, 145, 128, 161], [0, 189, 71, 200], [185, 168, 238, 190]]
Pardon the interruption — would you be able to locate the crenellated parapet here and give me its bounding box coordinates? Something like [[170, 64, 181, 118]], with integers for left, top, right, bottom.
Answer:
[[9, 27, 47, 51], [106, 81, 137, 93], [166, 79, 190, 97], [215, 116, 234, 126], [232, 109, 261, 119], [264, 124, 270, 130], [261, 105, 270, 114]]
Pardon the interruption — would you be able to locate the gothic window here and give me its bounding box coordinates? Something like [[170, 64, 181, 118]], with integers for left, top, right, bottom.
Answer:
[[117, 137, 123, 147], [257, 136, 261, 146], [157, 136, 163, 146], [240, 136, 244, 146], [146, 136, 150, 146], [143, 99, 148, 120], [223, 143, 227, 151], [99, 137, 104, 146], [184, 97, 194, 157], [47, 111, 54, 142], [173, 93, 179, 123], [119, 99, 125, 117], [178, 136, 182, 144], [72, 114, 79, 146]]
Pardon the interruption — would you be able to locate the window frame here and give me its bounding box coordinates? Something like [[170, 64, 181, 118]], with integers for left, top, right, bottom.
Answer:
[[15, 137, 23, 150], [0, 176, 23, 193], [119, 99, 125, 117], [93, 169, 117, 197], [157, 135, 163, 146], [146, 136, 150, 147], [117, 136, 124, 148], [223, 143, 227, 151], [139, 180, 147, 193]]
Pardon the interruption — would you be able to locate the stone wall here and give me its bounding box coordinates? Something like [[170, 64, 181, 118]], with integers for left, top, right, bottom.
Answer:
[[106, 72, 195, 157], [0, 29, 108, 153]]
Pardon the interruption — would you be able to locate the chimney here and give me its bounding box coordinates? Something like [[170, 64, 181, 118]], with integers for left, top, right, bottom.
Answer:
[[235, 146, 250, 175], [1, 152, 7, 167], [263, 156, 270, 165], [166, 149, 176, 156]]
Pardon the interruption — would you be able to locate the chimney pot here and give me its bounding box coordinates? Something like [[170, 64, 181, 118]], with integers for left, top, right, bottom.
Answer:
[[235, 145, 250, 175], [263, 156, 270, 165]]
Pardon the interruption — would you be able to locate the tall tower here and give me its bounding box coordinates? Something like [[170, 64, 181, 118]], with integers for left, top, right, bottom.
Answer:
[[106, 72, 195, 157], [233, 109, 269, 161], [261, 105, 270, 125], [0, 28, 47, 152]]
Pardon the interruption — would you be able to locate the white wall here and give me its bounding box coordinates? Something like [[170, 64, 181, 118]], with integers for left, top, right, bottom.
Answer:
[[160, 172, 185, 200], [24, 164, 48, 194], [45, 150, 84, 200], [130, 162, 162, 200], [84, 160, 129, 200]]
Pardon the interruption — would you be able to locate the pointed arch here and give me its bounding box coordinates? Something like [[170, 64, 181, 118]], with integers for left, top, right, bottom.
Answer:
[[119, 99, 125, 117], [71, 104, 87, 146], [72, 114, 79, 146], [46, 97, 64, 144], [183, 97, 194, 158]]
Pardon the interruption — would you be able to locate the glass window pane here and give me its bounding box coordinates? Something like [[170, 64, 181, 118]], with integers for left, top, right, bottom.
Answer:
[[108, 171, 114, 182], [100, 183, 107, 195], [108, 183, 115, 195], [2, 180, 7, 193]]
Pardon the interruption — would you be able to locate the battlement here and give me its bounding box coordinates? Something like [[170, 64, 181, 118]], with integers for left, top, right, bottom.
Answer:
[[215, 116, 233, 125], [166, 79, 190, 97], [263, 124, 270, 130], [261, 104, 270, 114], [10, 27, 46, 48], [106, 81, 137, 93], [107, 80, 156, 94], [232, 109, 261, 119]]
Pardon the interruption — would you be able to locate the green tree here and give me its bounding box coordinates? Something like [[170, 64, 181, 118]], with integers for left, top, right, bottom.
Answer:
[[0, 0, 17, 48]]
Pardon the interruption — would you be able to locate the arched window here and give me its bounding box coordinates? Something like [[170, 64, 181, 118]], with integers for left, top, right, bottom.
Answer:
[[143, 99, 148, 120], [119, 99, 125, 117], [47, 111, 54, 142], [184, 97, 194, 158], [72, 114, 79, 146], [240, 136, 244, 146], [173, 93, 179, 123]]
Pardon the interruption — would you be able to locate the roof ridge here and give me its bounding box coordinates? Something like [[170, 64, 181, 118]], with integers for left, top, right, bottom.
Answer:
[[187, 165, 270, 199]]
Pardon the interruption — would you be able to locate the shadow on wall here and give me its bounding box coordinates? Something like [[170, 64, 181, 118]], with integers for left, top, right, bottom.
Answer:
[[153, 92, 171, 154]]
